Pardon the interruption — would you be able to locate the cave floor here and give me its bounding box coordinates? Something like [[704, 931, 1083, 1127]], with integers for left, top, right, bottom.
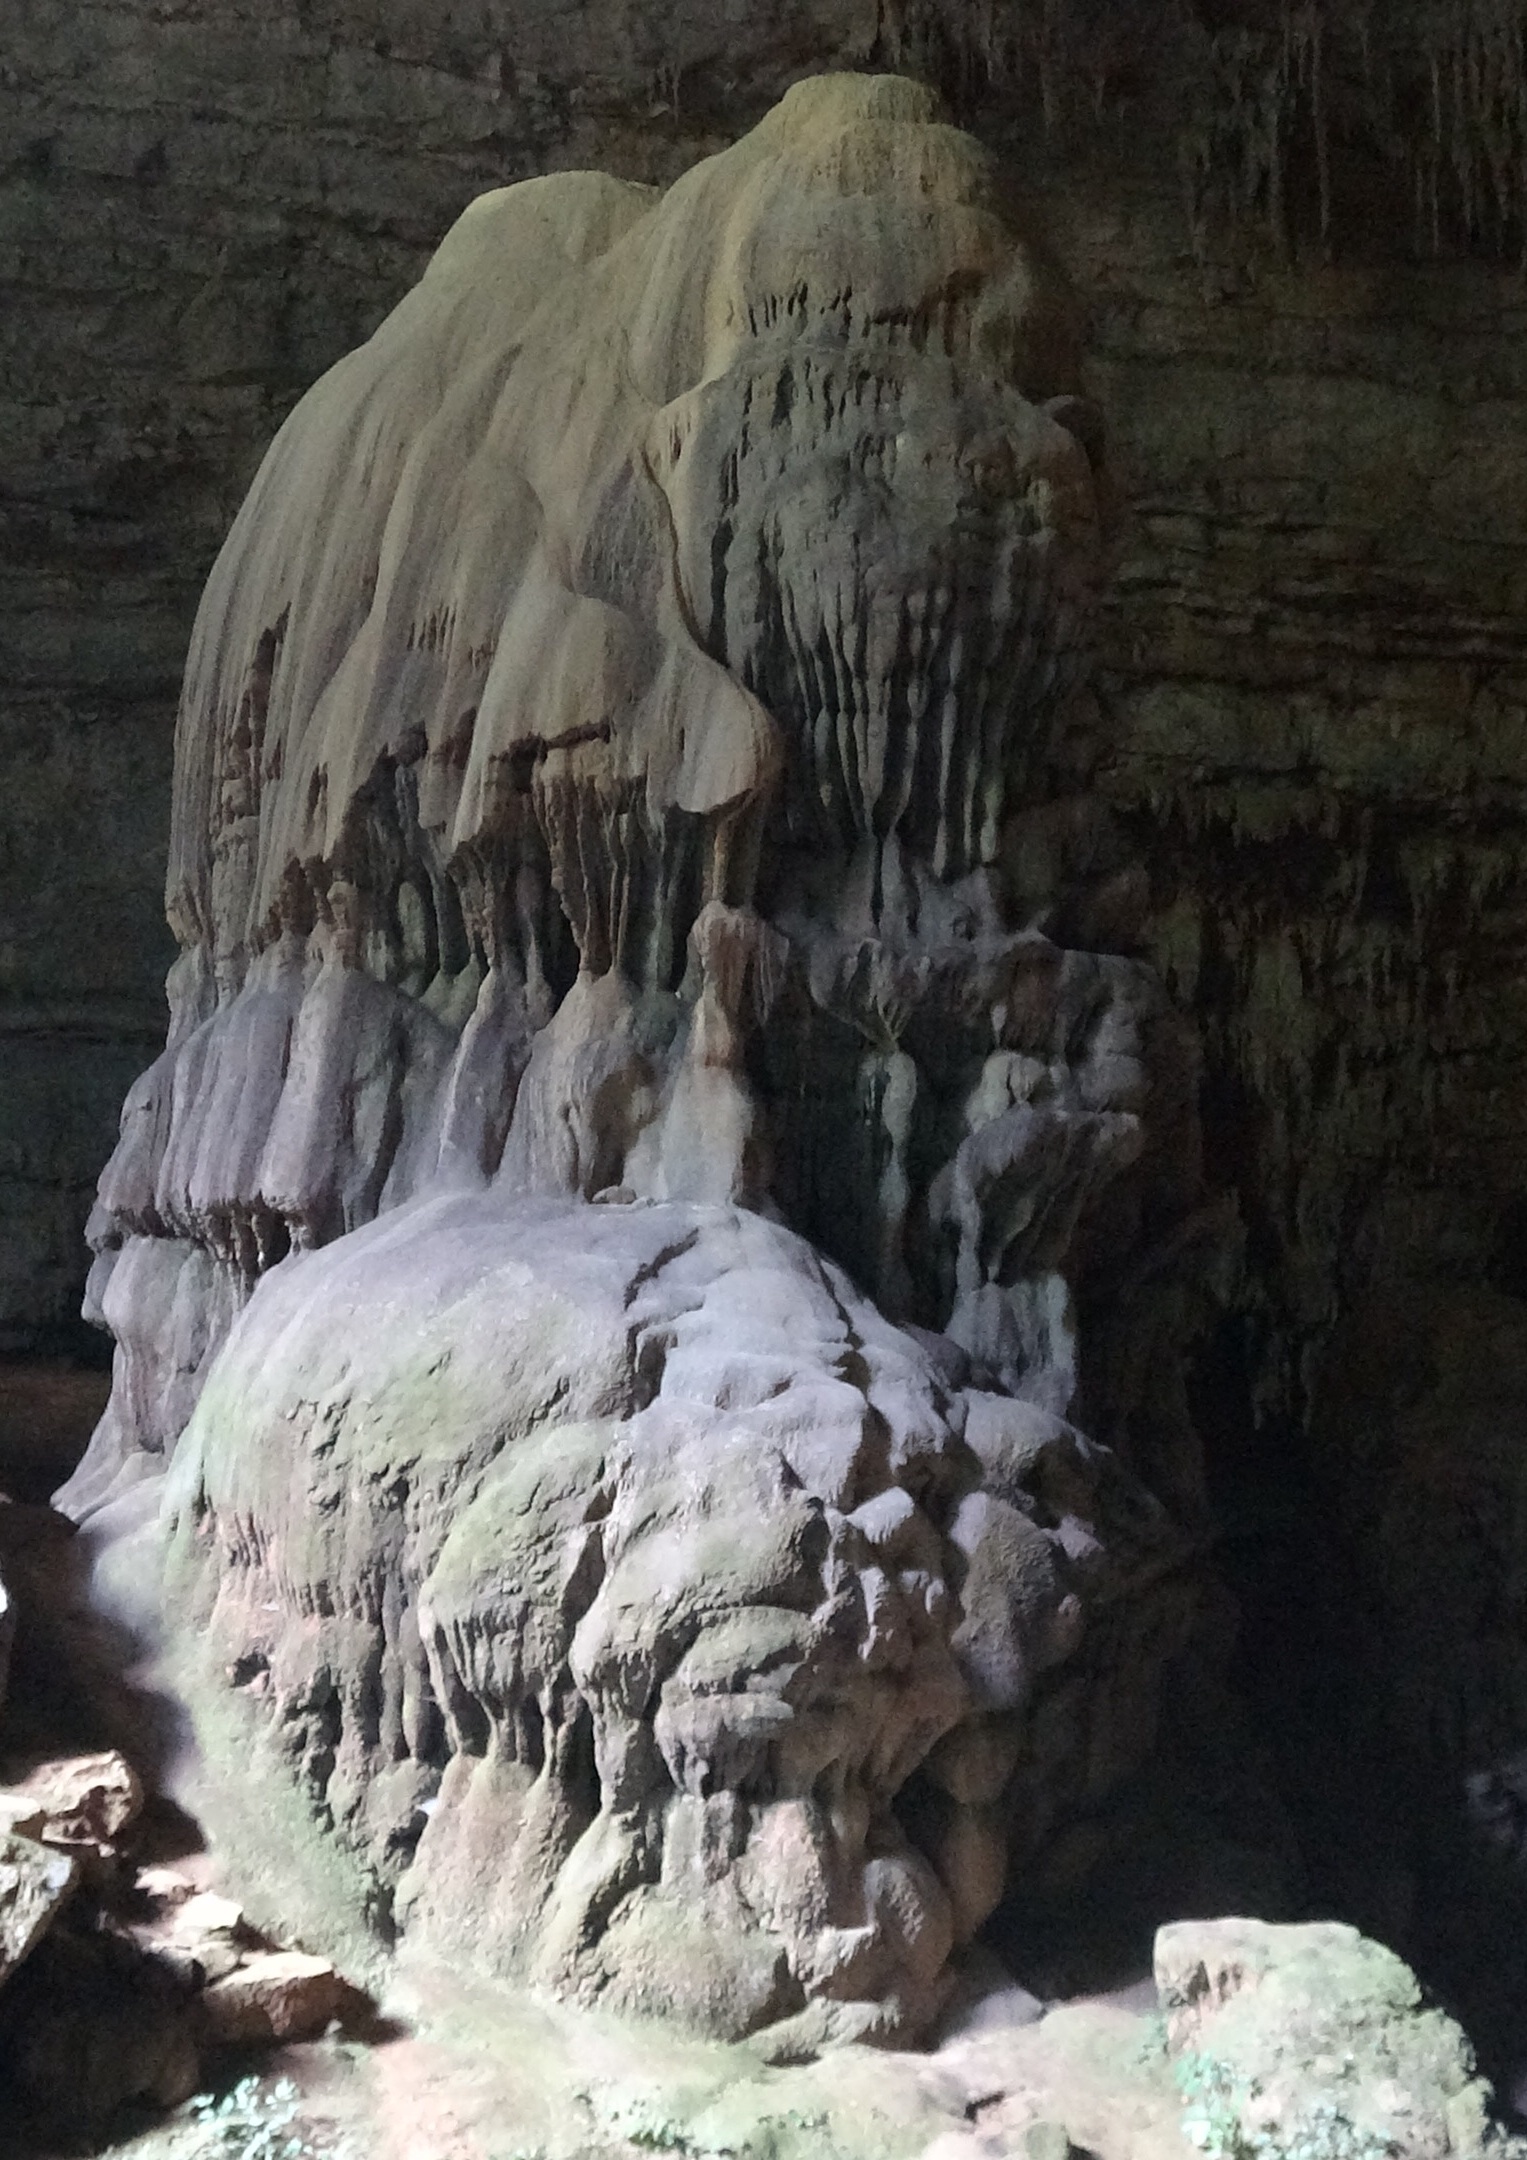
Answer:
[[51, 1950, 1187, 2160]]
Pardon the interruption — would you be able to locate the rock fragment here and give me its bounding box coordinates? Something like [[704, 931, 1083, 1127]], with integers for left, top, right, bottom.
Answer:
[[200, 1951, 348, 2046], [173, 1889, 245, 1938], [134, 1862, 197, 1908], [0, 1795, 48, 1839], [0, 1832, 78, 1989], [3, 1748, 144, 1855], [158, 1888, 248, 1984]]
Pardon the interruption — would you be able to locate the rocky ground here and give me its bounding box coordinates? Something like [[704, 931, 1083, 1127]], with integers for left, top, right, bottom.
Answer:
[[2, 1834, 1517, 2160], [0, 1724, 359, 2141]]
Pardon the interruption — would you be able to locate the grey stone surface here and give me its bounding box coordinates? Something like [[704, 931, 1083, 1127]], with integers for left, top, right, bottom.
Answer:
[[4, 0, 1527, 2054], [62, 78, 1208, 2042], [0, 1832, 77, 1993], [64, 73, 1209, 1515], [155, 1188, 1190, 2042]]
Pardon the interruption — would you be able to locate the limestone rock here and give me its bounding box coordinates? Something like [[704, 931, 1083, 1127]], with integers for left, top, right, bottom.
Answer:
[[200, 1951, 347, 2046], [4, 1749, 144, 1857], [1155, 1918, 1511, 2160], [63, 72, 1199, 1524], [158, 1191, 1187, 2043], [134, 1863, 197, 1910], [0, 1797, 48, 1840], [0, 1833, 78, 1991], [172, 1889, 244, 1936], [4, 6, 1525, 2034], [67, 76, 1211, 2043], [161, 1891, 249, 1985]]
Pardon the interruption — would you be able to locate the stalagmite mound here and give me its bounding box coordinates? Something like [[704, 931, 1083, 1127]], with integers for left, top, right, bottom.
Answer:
[[64, 74, 1218, 2042], [157, 1193, 1191, 2046]]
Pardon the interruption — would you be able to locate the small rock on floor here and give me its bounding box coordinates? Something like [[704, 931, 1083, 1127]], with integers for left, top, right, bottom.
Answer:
[[201, 1951, 347, 2045], [0, 1832, 77, 1987]]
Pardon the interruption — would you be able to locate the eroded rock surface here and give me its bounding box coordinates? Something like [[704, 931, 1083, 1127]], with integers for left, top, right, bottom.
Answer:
[[1156, 1917, 1513, 2160], [67, 75, 1213, 2040], [160, 1191, 1187, 2042], [3, 1747, 144, 1859], [67, 72, 1205, 1513]]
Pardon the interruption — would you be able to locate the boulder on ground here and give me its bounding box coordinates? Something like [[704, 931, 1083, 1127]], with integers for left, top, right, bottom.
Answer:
[[200, 1950, 348, 2045], [1155, 1916, 1514, 2160]]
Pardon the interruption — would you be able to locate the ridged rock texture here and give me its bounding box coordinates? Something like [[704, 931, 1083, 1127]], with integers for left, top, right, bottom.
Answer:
[[8, 0, 1527, 2067], [62, 77, 1209, 2041]]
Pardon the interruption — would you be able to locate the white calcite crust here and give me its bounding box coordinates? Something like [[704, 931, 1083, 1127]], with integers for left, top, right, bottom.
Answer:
[[67, 75, 1210, 2041]]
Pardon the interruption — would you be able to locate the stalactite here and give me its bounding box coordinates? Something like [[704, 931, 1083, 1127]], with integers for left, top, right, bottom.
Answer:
[[918, 0, 1527, 262], [1310, 4, 1332, 246], [1427, 0, 1527, 262]]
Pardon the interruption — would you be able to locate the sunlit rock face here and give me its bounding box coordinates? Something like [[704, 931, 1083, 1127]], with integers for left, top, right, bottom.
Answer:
[[65, 75, 1211, 2041]]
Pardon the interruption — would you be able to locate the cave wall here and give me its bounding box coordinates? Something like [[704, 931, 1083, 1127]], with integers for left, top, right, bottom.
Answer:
[[1075, 200, 1527, 1440], [1054, 169, 1527, 1968], [3, 0, 1524, 1464]]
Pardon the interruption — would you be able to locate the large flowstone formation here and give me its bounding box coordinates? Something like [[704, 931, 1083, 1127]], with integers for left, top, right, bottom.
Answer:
[[65, 75, 1215, 2041]]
